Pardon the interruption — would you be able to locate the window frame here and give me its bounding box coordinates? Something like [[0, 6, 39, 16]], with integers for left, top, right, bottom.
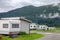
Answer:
[[3, 24, 8, 28], [12, 24, 19, 28]]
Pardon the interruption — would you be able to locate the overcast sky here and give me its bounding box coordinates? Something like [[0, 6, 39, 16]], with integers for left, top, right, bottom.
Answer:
[[0, 0, 60, 12]]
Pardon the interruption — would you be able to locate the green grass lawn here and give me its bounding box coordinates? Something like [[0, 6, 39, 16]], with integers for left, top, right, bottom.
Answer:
[[1, 33, 44, 40], [37, 30, 56, 32], [30, 29, 56, 33], [56, 27, 60, 30], [55, 27, 60, 33]]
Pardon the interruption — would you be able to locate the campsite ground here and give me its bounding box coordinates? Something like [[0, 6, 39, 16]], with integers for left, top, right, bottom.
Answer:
[[30, 27, 60, 33], [36, 32, 60, 40], [55, 27, 60, 33], [1, 33, 44, 40], [30, 29, 56, 33], [31, 27, 60, 40], [1, 27, 60, 40]]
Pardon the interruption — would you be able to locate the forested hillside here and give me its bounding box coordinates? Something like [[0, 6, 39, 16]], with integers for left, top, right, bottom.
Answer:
[[0, 4, 60, 27]]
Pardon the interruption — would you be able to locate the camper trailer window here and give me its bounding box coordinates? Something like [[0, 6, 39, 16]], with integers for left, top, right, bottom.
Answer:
[[34, 26, 35, 27], [41, 27, 42, 28], [3, 24, 8, 28], [12, 24, 19, 28], [31, 26, 32, 27], [43, 27, 45, 28]]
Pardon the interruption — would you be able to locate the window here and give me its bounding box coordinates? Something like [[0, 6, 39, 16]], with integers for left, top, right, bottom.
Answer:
[[34, 26, 35, 27], [41, 27, 42, 28], [31, 26, 32, 27], [3, 24, 8, 28], [43, 27, 45, 28], [12, 24, 19, 28]]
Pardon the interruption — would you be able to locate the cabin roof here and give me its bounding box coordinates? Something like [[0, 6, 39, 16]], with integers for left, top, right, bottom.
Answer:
[[1, 17, 32, 23]]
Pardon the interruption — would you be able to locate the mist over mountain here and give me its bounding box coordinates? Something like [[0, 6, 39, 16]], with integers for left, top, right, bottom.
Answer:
[[0, 3, 60, 27]]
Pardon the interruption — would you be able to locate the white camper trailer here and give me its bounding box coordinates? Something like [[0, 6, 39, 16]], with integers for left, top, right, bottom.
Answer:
[[38, 25, 48, 30], [48, 27, 56, 30], [0, 17, 31, 34], [30, 23, 39, 30]]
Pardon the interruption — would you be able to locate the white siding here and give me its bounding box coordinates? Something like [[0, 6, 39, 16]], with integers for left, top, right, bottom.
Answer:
[[9, 20, 21, 33], [0, 20, 21, 34], [20, 20, 30, 34], [0, 20, 10, 34]]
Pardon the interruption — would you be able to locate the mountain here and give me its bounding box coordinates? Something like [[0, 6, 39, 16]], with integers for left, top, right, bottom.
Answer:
[[0, 4, 60, 27]]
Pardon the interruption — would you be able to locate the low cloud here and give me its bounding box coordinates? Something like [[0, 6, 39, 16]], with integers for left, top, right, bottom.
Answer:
[[0, 0, 60, 12]]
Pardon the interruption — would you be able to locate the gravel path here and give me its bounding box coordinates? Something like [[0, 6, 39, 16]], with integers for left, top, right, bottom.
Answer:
[[36, 32, 60, 40]]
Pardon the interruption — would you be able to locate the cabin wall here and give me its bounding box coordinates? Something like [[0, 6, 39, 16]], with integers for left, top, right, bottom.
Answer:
[[20, 20, 30, 34], [0, 20, 10, 34], [9, 20, 21, 33]]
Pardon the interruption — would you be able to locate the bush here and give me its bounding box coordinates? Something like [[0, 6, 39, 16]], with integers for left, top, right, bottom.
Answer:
[[19, 32, 27, 35]]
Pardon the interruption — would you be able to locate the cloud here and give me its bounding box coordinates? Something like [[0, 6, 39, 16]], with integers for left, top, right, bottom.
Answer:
[[0, 0, 60, 12], [48, 13, 60, 18]]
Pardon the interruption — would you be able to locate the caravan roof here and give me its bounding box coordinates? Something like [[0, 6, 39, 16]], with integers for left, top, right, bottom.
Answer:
[[1, 17, 32, 23]]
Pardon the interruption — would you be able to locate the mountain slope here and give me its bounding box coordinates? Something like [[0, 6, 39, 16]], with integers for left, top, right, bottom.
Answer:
[[0, 4, 60, 27]]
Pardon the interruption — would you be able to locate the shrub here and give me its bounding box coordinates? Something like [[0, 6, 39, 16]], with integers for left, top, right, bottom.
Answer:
[[19, 32, 27, 35]]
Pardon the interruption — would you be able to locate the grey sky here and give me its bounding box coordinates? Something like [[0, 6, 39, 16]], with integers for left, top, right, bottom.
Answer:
[[0, 0, 60, 12]]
